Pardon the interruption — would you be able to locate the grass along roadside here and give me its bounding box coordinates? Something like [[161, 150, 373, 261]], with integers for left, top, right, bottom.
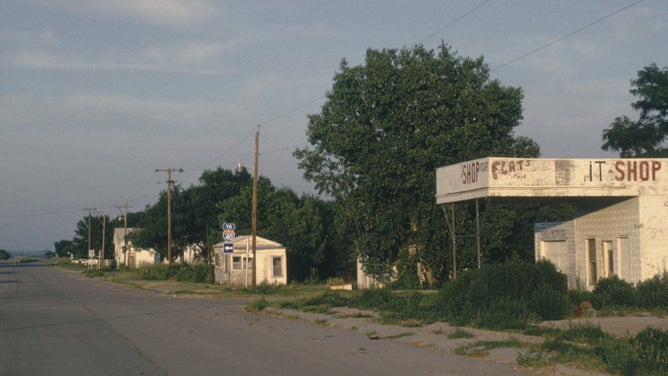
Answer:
[[58, 260, 668, 375]]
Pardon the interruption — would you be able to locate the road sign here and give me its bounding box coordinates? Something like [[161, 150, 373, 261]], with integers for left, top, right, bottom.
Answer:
[[223, 243, 234, 253], [223, 230, 235, 242], [223, 223, 235, 231]]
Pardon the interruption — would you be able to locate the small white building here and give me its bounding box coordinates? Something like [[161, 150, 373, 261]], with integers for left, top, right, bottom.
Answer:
[[113, 228, 161, 268], [436, 157, 668, 289], [212, 235, 287, 286]]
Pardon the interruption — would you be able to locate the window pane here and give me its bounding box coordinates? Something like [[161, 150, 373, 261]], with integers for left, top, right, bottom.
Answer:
[[272, 257, 282, 277]]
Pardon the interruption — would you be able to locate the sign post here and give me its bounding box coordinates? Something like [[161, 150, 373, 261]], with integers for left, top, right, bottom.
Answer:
[[222, 223, 235, 286]]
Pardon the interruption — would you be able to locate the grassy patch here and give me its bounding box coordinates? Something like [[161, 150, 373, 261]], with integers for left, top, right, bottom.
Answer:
[[246, 298, 270, 312]]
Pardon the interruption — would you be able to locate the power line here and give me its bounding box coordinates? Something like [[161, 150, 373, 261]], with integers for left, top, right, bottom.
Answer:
[[418, 0, 493, 44], [491, 0, 645, 72]]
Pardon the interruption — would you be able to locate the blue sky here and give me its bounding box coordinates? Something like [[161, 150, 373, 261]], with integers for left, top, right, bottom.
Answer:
[[1, 0, 666, 251]]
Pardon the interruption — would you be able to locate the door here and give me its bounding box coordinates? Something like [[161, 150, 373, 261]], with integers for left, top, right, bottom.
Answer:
[[540, 240, 569, 275]]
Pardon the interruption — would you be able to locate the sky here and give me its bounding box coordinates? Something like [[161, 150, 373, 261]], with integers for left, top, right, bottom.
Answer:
[[1, 0, 667, 252]]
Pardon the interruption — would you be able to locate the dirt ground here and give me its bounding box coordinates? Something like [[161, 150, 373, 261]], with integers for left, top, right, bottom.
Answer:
[[265, 306, 668, 376]]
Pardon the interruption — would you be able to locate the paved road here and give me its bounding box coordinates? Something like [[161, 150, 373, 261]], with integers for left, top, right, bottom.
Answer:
[[1, 262, 530, 375]]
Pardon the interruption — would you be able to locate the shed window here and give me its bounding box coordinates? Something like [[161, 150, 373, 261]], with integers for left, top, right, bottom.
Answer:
[[233, 256, 253, 270], [272, 257, 283, 277], [232, 256, 242, 270]]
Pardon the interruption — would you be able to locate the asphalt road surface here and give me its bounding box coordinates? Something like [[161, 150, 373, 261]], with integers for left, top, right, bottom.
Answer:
[[1, 261, 531, 376]]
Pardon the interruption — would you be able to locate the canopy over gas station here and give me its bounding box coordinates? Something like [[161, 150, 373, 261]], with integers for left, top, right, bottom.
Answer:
[[436, 157, 666, 204], [435, 157, 668, 288]]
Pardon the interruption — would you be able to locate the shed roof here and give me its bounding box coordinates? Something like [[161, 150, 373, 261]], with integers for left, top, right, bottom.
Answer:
[[213, 235, 284, 251]]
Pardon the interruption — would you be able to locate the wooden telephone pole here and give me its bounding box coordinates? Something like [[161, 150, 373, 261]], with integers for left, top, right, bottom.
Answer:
[[156, 168, 183, 264], [83, 208, 96, 258], [251, 126, 259, 286]]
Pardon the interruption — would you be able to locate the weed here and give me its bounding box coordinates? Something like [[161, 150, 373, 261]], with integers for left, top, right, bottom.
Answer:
[[447, 328, 475, 339], [246, 297, 270, 312]]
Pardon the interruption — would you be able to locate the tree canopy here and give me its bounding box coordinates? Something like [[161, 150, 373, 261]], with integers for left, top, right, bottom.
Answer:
[[0, 249, 11, 260], [63, 215, 115, 259], [295, 43, 537, 284], [602, 63, 668, 157]]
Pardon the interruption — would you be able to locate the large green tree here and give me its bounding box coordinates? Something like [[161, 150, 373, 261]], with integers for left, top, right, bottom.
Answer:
[[294, 43, 535, 283], [602, 63, 668, 157]]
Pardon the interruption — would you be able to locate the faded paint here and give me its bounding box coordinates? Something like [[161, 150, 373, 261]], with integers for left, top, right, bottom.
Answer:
[[436, 158, 668, 204], [437, 157, 668, 288]]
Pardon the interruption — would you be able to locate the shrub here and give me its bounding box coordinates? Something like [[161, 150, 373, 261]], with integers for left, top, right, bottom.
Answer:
[[529, 282, 571, 321], [175, 264, 209, 283], [592, 276, 638, 309], [436, 260, 570, 329], [636, 273, 668, 311], [477, 298, 531, 330]]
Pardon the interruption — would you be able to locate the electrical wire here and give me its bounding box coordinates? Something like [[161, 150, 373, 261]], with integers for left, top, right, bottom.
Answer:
[[491, 0, 645, 72]]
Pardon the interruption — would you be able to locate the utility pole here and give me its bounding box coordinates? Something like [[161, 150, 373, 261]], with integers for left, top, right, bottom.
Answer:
[[94, 212, 106, 270], [83, 208, 96, 259], [251, 126, 259, 287], [156, 168, 183, 265], [115, 203, 132, 268]]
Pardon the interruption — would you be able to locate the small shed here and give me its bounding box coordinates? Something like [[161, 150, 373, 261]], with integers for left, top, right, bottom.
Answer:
[[213, 235, 287, 286], [436, 157, 668, 289]]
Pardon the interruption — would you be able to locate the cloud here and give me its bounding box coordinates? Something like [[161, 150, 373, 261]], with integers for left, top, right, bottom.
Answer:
[[0, 29, 56, 44], [145, 41, 226, 64], [21, 0, 218, 27], [1, 48, 218, 75]]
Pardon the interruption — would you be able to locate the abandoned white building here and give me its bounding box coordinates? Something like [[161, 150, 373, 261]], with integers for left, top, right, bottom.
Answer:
[[436, 157, 668, 289], [212, 235, 287, 286], [113, 228, 161, 268]]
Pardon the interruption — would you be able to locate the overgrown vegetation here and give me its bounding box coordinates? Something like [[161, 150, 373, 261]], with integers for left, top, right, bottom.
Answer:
[[279, 261, 571, 330], [521, 323, 668, 376], [567, 273, 668, 314]]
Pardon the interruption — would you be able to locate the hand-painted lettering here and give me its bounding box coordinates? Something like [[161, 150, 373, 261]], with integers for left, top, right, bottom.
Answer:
[[614, 160, 662, 181], [461, 161, 488, 185], [588, 161, 606, 181], [491, 160, 529, 180]]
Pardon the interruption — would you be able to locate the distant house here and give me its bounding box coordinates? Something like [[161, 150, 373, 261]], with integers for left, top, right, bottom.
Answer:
[[212, 235, 287, 286], [113, 228, 161, 268]]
